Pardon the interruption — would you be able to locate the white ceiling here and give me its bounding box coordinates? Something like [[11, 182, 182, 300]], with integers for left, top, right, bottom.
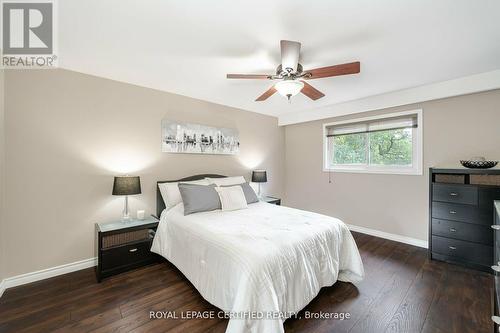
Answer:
[[59, 0, 500, 121]]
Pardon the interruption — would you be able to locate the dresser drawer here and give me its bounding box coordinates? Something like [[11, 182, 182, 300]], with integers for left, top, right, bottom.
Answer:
[[431, 201, 485, 225], [101, 240, 153, 271], [432, 184, 477, 205], [431, 236, 493, 266], [431, 218, 492, 245]]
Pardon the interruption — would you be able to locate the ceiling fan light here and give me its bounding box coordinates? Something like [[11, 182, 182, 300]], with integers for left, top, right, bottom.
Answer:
[[275, 80, 304, 98]]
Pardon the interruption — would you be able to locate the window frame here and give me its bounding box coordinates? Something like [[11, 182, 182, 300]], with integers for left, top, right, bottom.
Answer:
[[323, 109, 423, 175]]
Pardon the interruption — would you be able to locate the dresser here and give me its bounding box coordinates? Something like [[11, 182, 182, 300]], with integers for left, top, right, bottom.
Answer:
[[429, 167, 500, 273]]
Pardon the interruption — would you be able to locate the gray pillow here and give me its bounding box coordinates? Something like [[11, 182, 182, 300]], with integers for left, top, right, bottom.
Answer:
[[222, 182, 259, 204], [178, 183, 221, 215]]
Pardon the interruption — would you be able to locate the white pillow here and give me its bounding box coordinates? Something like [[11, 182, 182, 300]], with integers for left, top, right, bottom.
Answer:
[[206, 176, 246, 186], [215, 186, 248, 211], [159, 179, 210, 211]]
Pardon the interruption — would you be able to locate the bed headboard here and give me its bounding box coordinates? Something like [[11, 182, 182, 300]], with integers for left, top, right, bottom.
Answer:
[[156, 174, 226, 218]]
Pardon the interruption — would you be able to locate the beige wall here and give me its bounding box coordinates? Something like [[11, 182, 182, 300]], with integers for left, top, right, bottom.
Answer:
[[284, 89, 500, 242], [0, 69, 4, 281], [3, 69, 285, 277]]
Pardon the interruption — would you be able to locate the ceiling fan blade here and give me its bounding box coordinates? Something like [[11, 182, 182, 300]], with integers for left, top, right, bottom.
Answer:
[[255, 86, 277, 101], [300, 81, 325, 100], [280, 40, 301, 73], [227, 74, 271, 79], [304, 61, 360, 79]]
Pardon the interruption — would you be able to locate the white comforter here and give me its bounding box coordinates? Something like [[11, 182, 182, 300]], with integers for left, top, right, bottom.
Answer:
[[151, 202, 364, 333]]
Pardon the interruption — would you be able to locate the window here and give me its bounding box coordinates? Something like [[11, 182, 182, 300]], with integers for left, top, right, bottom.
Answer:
[[323, 110, 422, 175]]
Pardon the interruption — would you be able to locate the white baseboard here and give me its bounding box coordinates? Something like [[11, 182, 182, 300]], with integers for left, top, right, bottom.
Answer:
[[347, 224, 428, 249], [0, 257, 97, 298], [0, 279, 5, 298]]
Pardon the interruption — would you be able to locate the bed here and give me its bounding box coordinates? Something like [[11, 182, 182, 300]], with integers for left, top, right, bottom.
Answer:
[[151, 174, 364, 333]]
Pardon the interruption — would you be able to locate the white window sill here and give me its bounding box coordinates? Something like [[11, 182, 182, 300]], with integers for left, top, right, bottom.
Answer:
[[323, 167, 423, 176]]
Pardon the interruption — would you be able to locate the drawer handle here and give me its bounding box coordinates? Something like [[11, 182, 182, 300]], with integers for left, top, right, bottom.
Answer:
[[129, 248, 138, 253], [449, 192, 458, 196], [492, 265, 500, 273], [449, 228, 457, 232], [449, 210, 457, 214], [492, 225, 500, 230], [448, 246, 457, 250]]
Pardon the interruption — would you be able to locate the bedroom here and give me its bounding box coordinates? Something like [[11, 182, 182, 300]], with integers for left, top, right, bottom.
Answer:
[[0, 1, 499, 332]]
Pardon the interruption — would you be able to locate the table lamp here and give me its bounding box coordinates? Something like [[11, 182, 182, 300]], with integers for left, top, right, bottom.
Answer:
[[252, 170, 267, 198], [112, 176, 141, 221]]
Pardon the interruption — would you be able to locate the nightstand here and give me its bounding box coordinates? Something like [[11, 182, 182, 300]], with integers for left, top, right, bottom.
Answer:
[[95, 217, 160, 282], [260, 196, 281, 205]]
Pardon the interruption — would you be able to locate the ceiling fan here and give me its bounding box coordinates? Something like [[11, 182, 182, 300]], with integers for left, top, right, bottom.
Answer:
[[227, 40, 360, 102]]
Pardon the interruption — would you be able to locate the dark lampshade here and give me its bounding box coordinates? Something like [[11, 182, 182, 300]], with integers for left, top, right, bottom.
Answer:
[[112, 176, 141, 196], [252, 170, 267, 183]]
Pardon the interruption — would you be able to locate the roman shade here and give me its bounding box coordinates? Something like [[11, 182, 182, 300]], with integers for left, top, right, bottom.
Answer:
[[325, 114, 418, 137]]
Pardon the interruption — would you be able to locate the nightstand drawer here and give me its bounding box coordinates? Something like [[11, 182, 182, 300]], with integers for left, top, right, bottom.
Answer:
[[102, 229, 151, 249], [432, 235, 493, 266], [431, 201, 482, 224], [432, 184, 477, 205], [101, 240, 153, 271], [431, 218, 492, 245]]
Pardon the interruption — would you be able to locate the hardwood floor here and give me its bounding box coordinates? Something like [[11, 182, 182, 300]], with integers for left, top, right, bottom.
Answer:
[[0, 232, 493, 333]]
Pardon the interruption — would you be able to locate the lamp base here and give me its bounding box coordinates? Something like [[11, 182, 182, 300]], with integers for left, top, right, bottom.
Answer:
[[121, 196, 131, 222], [121, 214, 131, 222]]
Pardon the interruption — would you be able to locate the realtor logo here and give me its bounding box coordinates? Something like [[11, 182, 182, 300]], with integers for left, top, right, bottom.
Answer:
[[1, 0, 57, 68]]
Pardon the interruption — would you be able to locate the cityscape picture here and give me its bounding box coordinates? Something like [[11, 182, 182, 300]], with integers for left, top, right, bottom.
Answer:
[[161, 120, 240, 155]]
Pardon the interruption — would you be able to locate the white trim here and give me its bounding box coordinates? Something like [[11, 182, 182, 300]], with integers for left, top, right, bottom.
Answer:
[[347, 224, 428, 249], [279, 69, 500, 126], [0, 279, 5, 298], [323, 109, 423, 175], [0, 257, 97, 298]]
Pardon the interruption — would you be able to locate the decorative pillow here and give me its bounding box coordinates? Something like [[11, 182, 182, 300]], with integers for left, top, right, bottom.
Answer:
[[222, 182, 258, 204], [158, 179, 210, 211], [206, 176, 246, 187], [215, 186, 248, 211], [178, 183, 221, 215]]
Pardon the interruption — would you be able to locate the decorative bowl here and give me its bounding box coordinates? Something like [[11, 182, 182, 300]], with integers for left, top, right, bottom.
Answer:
[[460, 160, 498, 169]]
